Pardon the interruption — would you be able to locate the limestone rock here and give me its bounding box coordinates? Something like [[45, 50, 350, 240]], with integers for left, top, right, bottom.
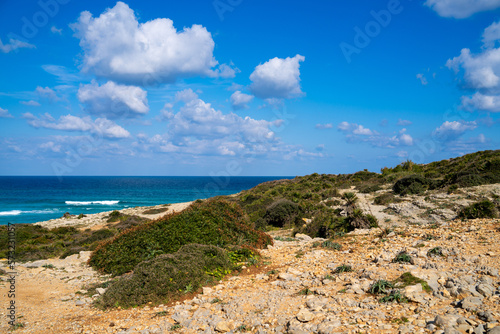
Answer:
[[461, 296, 483, 311], [215, 321, 233, 332], [296, 309, 315, 322]]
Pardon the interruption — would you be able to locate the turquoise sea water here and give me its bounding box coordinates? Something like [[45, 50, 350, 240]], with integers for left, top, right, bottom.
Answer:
[[0, 176, 291, 225]]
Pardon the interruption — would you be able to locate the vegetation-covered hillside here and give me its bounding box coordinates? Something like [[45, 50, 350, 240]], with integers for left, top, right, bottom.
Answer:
[[225, 150, 500, 237]]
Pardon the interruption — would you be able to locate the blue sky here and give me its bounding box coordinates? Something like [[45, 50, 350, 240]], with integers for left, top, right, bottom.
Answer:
[[0, 0, 499, 176]]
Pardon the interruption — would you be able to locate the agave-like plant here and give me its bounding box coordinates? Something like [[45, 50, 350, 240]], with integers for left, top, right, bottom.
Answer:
[[341, 192, 358, 206]]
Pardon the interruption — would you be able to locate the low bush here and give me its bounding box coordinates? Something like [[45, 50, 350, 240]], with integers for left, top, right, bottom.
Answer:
[[392, 251, 413, 264], [88, 199, 272, 276], [379, 290, 407, 303], [0, 225, 76, 261], [369, 280, 394, 295], [346, 209, 378, 229], [356, 184, 382, 194], [393, 272, 431, 293], [393, 175, 428, 196], [107, 210, 121, 222], [142, 207, 170, 215], [427, 247, 444, 258], [373, 193, 401, 205], [0, 220, 150, 262], [333, 264, 353, 274], [457, 200, 498, 219], [320, 240, 342, 250], [447, 184, 459, 194], [263, 199, 302, 228], [96, 244, 233, 308], [293, 211, 351, 239], [365, 214, 379, 228]]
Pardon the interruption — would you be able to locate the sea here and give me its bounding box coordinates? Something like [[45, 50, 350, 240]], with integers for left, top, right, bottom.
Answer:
[[0, 176, 292, 225]]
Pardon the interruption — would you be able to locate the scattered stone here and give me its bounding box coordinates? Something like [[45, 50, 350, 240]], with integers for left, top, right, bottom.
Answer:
[[461, 296, 484, 311], [296, 309, 315, 322], [295, 233, 312, 241], [215, 321, 233, 332]]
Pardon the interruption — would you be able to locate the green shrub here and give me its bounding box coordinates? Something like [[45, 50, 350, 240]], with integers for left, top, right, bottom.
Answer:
[[447, 184, 459, 194], [393, 272, 431, 293], [356, 184, 382, 193], [392, 251, 413, 264], [379, 290, 407, 303], [454, 173, 485, 188], [107, 210, 122, 223], [369, 280, 394, 295], [365, 214, 379, 228], [373, 193, 401, 205], [263, 199, 301, 228], [88, 199, 272, 276], [294, 211, 351, 239], [0, 224, 79, 262], [457, 200, 498, 219], [333, 264, 353, 274], [96, 244, 233, 308], [142, 207, 170, 215], [112, 215, 150, 231], [427, 247, 444, 257], [346, 209, 378, 230], [321, 240, 342, 250], [393, 175, 428, 196]]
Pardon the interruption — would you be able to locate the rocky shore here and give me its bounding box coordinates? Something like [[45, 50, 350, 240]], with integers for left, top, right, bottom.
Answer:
[[1, 216, 499, 333], [33, 201, 193, 230]]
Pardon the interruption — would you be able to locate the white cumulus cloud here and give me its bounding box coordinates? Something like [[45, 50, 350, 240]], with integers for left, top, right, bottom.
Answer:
[[78, 81, 149, 119], [399, 128, 414, 146], [230, 91, 254, 110], [447, 22, 500, 112], [424, 0, 500, 18], [168, 94, 277, 144], [482, 21, 500, 47], [462, 93, 500, 112], [432, 120, 477, 141], [447, 48, 500, 89], [249, 54, 305, 99], [70, 1, 235, 85], [23, 112, 130, 139], [136, 92, 285, 157], [338, 122, 373, 135]]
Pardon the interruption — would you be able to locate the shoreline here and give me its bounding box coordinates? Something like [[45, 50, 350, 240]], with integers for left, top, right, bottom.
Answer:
[[33, 201, 194, 230]]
